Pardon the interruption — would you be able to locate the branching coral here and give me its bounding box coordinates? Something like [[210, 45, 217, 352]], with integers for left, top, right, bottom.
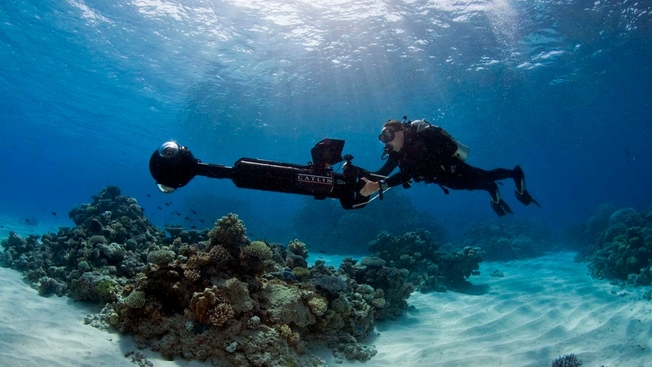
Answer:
[[208, 213, 248, 252], [242, 241, 272, 260], [551, 353, 583, 367], [209, 245, 232, 267], [208, 303, 235, 327], [307, 295, 328, 317], [286, 239, 308, 269], [186, 252, 213, 269], [241, 241, 273, 274], [184, 269, 201, 282]]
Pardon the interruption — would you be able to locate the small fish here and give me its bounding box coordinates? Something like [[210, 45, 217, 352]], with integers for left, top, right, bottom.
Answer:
[[199, 219, 205, 223], [158, 206, 162, 210], [190, 225, 197, 229], [164, 202, 170, 206], [51, 212, 57, 216], [184, 217, 190, 220], [190, 210, 197, 214], [146, 193, 151, 197]]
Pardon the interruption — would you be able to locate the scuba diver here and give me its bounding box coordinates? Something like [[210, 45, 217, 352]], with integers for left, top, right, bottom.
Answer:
[[359, 117, 540, 216]]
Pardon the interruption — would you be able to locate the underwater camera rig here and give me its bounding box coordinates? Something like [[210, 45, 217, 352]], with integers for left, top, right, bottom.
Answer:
[[148, 139, 386, 209]]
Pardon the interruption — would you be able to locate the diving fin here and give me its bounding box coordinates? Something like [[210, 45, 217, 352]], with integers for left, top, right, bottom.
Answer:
[[490, 198, 513, 217], [515, 189, 541, 207], [513, 165, 541, 207]]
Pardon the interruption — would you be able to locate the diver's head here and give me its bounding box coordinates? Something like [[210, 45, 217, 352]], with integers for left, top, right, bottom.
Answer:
[[379, 119, 405, 152]]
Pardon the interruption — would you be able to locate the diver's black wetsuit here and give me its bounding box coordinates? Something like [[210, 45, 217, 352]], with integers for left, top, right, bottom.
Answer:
[[376, 123, 532, 216]]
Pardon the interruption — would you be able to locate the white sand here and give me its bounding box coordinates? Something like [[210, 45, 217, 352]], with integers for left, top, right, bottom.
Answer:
[[1, 249, 651, 366], [368, 252, 652, 367]]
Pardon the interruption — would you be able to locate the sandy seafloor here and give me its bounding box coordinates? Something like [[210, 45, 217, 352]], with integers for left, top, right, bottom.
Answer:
[[2, 219, 652, 367]]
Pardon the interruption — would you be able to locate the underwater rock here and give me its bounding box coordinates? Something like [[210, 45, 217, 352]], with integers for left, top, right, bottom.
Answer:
[[263, 283, 315, 328], [490, 270, 505, 277], [70, 272, 119, 303]]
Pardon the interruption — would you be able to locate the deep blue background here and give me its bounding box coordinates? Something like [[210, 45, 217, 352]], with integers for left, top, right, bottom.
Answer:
[[1, 0, 650, 245]]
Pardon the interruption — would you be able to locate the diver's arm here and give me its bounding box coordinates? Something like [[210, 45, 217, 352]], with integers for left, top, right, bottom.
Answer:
[[375, 156, 397, 176], [360, 154, 405, 196], [360, 171, 406, 196]]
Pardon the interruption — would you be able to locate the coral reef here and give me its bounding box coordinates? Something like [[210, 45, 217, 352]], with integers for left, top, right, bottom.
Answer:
[[1, 186, 416, 366], [578, 206, 652, 286], [551, 353, 583, 367], [368, 229, 482, 292], [1, 185, 165, 301], [563, 204, 618, 251], [460, 219, 553, 261], [292, 191, 447, 254]]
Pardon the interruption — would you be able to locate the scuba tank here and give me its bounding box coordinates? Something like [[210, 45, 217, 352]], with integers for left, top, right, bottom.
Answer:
[[453, 140, 470, 161], [409, 119, 470, 161]]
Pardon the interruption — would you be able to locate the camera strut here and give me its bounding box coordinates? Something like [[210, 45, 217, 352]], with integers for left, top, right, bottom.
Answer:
[[148, 139, 386, 210]]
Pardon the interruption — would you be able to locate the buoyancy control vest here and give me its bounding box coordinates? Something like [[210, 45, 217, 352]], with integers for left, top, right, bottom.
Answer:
[[407, 119, 470, 161]]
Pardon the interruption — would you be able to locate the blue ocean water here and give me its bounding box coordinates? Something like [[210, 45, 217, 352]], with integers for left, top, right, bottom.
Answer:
[[1, 0, 651, 245]]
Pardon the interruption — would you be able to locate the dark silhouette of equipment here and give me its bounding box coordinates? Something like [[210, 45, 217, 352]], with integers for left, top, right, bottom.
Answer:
[[148, 139, 385, 209]]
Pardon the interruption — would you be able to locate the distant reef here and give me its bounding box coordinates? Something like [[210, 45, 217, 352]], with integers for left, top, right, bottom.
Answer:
[[368, 229, 483, 293], [292, 191, 448, 255], [458, 219, 554, 262], [1, 185, 481, 366], [570, 204, 652, 287]]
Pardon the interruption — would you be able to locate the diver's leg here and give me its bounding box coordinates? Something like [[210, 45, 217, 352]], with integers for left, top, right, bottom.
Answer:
[[513, 166, 540, 207], [438, 164, 512, 216], [481, 166, 540, 207]]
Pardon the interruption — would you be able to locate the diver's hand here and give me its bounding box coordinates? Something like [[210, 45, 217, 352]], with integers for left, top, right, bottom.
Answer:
[[359, 177, 380, 197]]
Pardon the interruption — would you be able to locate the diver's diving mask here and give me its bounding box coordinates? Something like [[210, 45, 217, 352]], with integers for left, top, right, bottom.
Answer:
[[378, 128, 397, 144]]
